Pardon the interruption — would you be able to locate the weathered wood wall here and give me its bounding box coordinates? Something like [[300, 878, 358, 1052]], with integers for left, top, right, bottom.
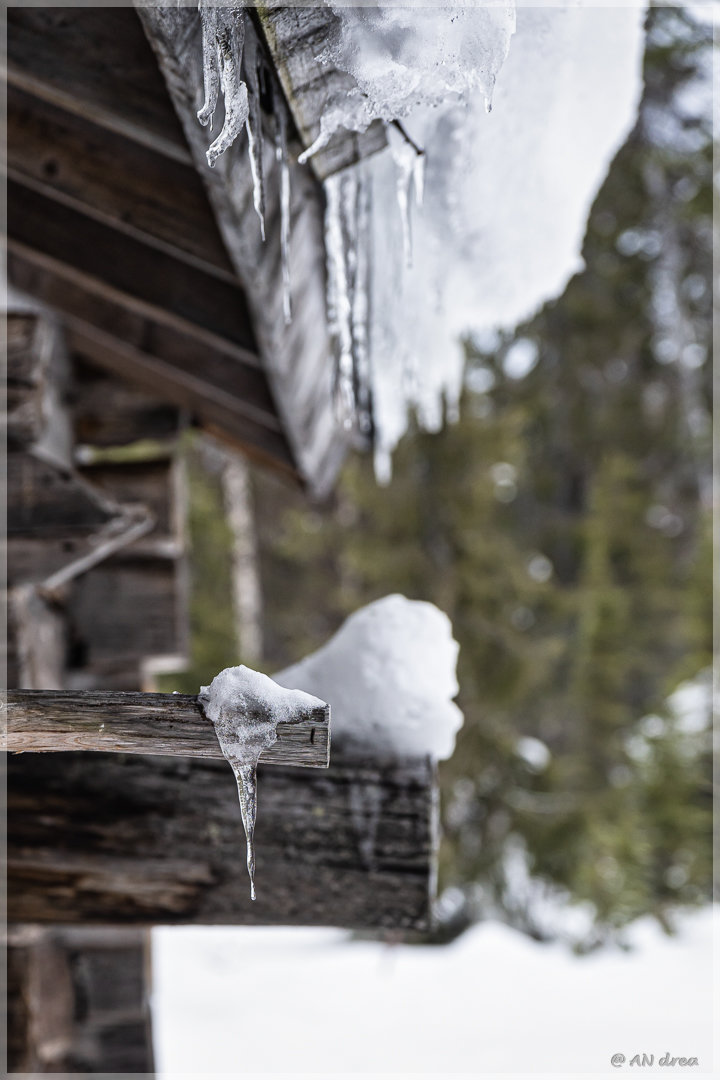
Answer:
[[8, 749, 437, 931], [6, 7, 300, 481], [7, 926, 154, 1074], [5, 309, 190, 692]]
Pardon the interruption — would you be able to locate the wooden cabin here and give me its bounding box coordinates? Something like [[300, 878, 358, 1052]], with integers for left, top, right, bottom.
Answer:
[[5, 6, 438, 1072]]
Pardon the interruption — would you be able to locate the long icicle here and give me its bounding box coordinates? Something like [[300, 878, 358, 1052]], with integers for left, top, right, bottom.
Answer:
[[243, 31, 266, 240], [275, 102, 292, 323]]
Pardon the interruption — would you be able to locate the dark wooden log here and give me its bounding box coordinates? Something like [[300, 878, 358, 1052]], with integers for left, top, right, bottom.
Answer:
[[7, 749, 436, 929], [6, 688, 331, 769], [7, 6, 189, 163], [7, 81, 237, 281], [6, 927, 154, 1074]]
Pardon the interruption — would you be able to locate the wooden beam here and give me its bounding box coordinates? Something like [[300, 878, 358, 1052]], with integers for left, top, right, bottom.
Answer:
[[6, 248, 297, 475], [138, 6, 349, 496], [7, 82, 238, 282], [7, 179, 257, 356], [6, 689, 331, 769], [6, 6, 190, 164], [255, 6, 387, 181], [7, 750, 436, 929]]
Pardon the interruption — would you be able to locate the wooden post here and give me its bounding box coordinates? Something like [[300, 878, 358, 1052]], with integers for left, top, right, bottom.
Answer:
[[5, 689, 330, 769]]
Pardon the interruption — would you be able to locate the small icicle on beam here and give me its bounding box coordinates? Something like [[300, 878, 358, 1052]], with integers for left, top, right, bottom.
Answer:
[[275, 101, 292, 324], [199, 665, 329, 900], [388, 122, 426, 269], [243, 30, 266, 240]]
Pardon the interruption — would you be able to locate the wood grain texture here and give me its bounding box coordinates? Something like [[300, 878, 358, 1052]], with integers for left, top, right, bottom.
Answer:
[[7, 179, 257, 355], [7, 749, 436, 929], [6, 6, 190, 163], [6, 689, 331, 769], [7, 81, 237, 281], [255, 6, 387, 181]]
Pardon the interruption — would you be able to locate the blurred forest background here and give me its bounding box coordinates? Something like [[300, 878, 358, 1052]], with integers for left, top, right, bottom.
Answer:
[[164, 7, 713, 951]]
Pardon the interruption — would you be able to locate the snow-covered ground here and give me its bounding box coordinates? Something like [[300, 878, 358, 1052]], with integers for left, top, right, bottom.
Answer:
[[152, 905, 715, 1077]]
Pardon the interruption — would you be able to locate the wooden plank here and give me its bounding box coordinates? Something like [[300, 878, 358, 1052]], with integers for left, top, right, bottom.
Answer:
[[138, 6, 349, 496], [7, 82, 237, 281], [6, 249, 298, 474], [7, 750, 436, 928], [6, 6, 190, 164], [7, 179, 258, 355], [6, 688, 331, 769], [255, 6, 387, 181]]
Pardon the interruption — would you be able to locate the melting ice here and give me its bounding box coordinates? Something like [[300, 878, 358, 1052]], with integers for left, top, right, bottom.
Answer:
[[199, 665, 327, 899]]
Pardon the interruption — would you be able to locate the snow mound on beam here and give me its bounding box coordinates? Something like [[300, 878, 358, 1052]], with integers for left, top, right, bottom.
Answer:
[[275, 594, 463, 761]]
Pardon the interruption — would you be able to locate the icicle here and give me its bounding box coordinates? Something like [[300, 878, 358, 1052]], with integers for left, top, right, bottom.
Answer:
[[235, 763, 258, 899], [199, 665, 328, 900], [324, 172, 356, 429], [275, 103, 292, 324], [197, 2, 219, 131], [413, 151, 426, 208], [243, 32, 266, 240], [350, 169, 373, 435], [388, 123, 425, 269], [199, 6, 250, 169]]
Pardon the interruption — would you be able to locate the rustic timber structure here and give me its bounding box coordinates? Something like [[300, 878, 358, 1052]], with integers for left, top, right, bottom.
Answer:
[[4, 5, 439, 1072]]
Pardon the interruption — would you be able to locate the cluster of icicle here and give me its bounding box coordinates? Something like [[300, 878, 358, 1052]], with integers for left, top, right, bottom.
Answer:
[[197, 1, 291, 322], [194, 2, 514, 460], [195, 2, 646, 483]]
